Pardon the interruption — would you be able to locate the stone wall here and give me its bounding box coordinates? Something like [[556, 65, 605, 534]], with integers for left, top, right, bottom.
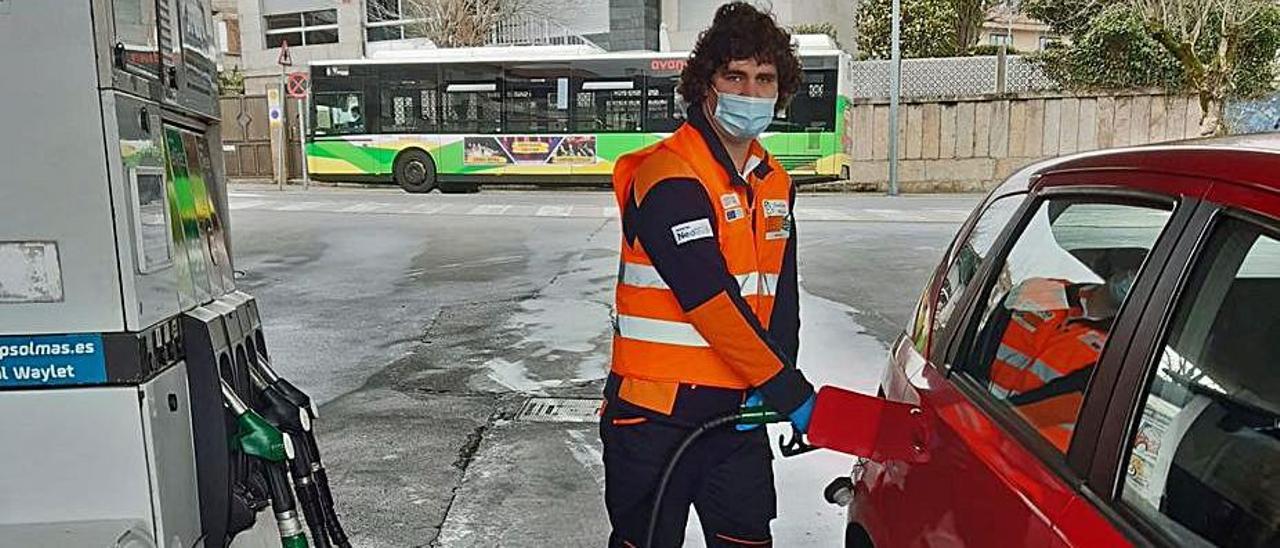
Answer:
[[843, 93, 1207, 192]]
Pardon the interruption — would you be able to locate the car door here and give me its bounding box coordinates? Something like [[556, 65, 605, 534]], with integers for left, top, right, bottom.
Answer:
[[852, 189, 1031, 546], [1068, 179, 1280, 547], [888, 176, 1200, 547]]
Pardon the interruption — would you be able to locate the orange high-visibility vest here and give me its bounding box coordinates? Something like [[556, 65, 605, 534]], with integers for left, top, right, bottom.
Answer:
[[992, 278, 1108, 450], [609, 123, 792, 390]]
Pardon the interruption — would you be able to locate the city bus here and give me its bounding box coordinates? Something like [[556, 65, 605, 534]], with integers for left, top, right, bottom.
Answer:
[[307, 45, 852, 192]]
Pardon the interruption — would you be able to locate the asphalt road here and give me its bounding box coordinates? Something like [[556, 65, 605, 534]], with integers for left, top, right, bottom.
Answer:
[[227, 184, 982, 547]]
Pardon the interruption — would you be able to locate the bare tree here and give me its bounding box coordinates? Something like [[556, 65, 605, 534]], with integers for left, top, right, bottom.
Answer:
[[367, 0, 560, 48], [1130, 0, 1276, 135]]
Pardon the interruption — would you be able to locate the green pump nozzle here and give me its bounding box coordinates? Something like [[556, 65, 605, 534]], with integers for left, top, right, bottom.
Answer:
[[222, 380, 309, 547], [223, 380, 288, 462]]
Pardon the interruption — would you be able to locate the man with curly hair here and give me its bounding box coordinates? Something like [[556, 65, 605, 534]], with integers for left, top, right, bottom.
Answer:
[[600, 3, 816, 546]]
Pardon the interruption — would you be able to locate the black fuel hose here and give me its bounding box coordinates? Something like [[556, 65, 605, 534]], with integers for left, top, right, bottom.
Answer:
[[309, 449, 351, 548], [289, 443, 332, 548], [643, 413, 742, 548], [252, 354, 352, 548]]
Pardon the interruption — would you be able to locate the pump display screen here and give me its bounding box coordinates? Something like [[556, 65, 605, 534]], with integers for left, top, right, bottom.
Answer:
[[131, 168, 172, 273]]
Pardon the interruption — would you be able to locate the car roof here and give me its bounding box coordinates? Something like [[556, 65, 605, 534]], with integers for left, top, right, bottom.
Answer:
[[991, 132, 1280, 197]]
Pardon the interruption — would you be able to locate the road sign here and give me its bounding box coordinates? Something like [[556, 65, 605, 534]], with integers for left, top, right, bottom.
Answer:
[[277, 41, 292, 67], [267, 88, 283, 127], [287, 72, 309, 98]]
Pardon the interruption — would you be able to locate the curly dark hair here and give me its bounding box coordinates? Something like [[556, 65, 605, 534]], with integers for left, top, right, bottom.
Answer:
[[677, 2, 801, 111]]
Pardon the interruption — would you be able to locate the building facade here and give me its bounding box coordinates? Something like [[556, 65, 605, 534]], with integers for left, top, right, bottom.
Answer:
[[213, 0, 243, 71], [228, 1, 862, 93], [981, 11, 1056, 53], [660, 0, 858, 53], [234, 0, 365, 93]]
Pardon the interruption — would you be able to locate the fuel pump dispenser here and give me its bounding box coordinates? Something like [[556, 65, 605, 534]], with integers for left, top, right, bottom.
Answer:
[[0, 1, 346, 546]]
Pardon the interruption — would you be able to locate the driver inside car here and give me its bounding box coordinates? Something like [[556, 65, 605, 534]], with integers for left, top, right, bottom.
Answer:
[[984, 260, 1140, 450]]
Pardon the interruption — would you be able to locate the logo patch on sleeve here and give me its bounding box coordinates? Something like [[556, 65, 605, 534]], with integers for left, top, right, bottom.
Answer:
[[720, 193, 742, 209], [765, 213, 793, 240], [763, 199, 789, 217], [671, 218, 714, 245]]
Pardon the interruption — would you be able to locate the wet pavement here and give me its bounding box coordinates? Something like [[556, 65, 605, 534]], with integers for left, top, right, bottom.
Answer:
[[228, 185, 980, 546]]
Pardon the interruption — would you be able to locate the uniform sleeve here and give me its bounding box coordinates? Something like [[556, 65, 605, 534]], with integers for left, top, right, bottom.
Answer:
[[631, 178, 814, 414], [767, 183, 800, 363]]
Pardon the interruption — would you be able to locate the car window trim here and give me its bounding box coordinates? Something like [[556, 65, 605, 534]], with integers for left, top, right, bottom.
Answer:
[[1088, 200, 1280, 547], [927, 191, 1030, 368], [941, 184, 1191, 481], [1086, 200, 1220, 494], [934, 191, 1039, 370]]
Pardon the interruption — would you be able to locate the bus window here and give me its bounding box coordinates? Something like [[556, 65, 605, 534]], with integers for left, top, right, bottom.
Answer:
[[314, 92, 365, 135], [573, 61, 644, 133], [442, 63, 503, 134], [378, 65, 439, 133], [644, 74, 684, 133], [772, 69, 837, 132], [504, 64, 570, 133]]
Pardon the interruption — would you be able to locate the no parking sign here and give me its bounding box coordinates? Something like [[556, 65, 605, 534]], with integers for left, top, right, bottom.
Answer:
[[287, 72, 310, 99]]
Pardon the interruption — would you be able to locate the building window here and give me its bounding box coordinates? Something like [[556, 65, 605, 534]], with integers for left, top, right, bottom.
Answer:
[[366, 0, 428, 42], [1039, 36, 1061, 50], [264, 9, 339, 48], [989, 33, 1012, 47]]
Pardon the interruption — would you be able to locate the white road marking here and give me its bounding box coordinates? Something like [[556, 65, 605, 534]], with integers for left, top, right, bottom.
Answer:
[[227, 193, 970, 224], [339, 202, 387, 213], [274, 201, 326, 211], [435, 255, 524, 270], [229, 200, 267, 210], [409, 203, 451, 215], [535, 205, 572, 217], [468, 204, 511, 215]]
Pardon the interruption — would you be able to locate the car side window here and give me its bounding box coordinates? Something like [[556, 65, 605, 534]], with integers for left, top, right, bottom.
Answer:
[[909, 194, 1023, 355], [1120, 217, 1280, 546], [960, 198, 1173, 453], [934, 195, 1022, 335]]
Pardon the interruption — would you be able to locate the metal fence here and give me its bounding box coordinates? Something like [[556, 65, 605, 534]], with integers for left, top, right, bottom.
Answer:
[[848, 55, 1058, 99], [489, 16, 599, 48]]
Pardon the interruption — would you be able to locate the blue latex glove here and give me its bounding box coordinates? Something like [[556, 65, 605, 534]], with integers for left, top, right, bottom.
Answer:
[[789, 394, 817, 434], [735, 391, 766, 431]]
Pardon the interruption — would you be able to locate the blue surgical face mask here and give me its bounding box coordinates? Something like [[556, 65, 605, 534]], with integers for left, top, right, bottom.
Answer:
[[1109, 272, 1136, 302], [712, 89, 777, 140]]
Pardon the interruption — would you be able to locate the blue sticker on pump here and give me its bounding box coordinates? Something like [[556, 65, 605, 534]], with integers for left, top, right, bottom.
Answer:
[[0, 334, 107, 387]]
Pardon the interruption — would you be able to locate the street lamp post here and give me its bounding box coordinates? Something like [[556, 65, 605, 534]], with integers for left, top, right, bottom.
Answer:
[[888, 0, 902, 196]]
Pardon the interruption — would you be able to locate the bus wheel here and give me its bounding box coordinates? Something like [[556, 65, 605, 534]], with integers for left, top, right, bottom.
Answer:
[[394, 149, 437, 193]]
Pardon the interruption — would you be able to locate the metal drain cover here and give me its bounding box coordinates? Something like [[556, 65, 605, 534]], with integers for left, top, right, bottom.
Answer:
[[515, 397, 603, 423]]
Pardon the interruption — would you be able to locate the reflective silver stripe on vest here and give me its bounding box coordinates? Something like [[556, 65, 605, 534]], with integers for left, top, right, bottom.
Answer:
[[615, 314, 710, 347], [620, 262, 775, 298], [619, 262, 669, 289], [763, 273, 780, 296], [737, 272, 761, 296], [996, 343, 1061, 385], [996, 344, 1033, 370]]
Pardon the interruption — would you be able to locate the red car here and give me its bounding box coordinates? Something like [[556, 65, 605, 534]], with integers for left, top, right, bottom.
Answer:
[[816, 134, 1280, 547]]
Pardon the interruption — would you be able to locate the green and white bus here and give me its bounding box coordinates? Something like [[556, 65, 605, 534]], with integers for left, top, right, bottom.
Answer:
[[308, 45, 851, 192]]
